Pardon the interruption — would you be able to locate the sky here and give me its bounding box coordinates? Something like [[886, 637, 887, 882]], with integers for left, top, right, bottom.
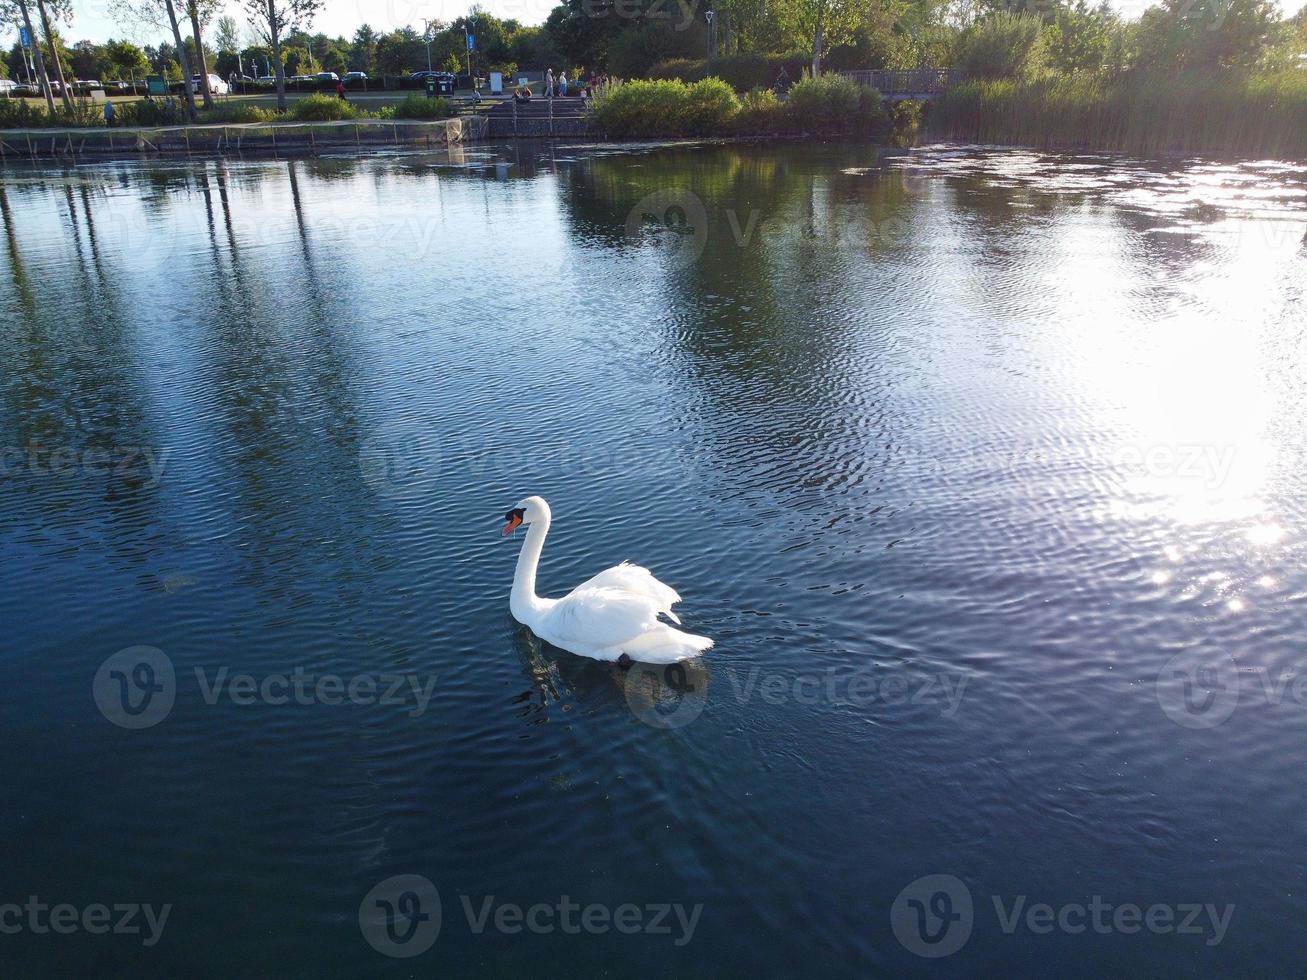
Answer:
[[5, 0, 1304, 46], [5, 0, 561, 46]]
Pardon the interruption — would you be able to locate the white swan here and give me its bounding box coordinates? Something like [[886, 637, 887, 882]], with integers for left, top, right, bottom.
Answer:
[[502, 496, 713, 664]]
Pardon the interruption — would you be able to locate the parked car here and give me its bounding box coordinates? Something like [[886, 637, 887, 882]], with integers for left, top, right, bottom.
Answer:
[[343, 71, 368, 83], [257, 75, 277, 85], [315, 72, 340, 83], [191, 73, 230, 95], [0, 79, 17, 97]]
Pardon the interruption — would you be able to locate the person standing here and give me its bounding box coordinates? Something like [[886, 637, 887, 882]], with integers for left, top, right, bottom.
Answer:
[[544, 68, 555, 99], [103, 100, 115, 126], [559, 72, 568, 97]]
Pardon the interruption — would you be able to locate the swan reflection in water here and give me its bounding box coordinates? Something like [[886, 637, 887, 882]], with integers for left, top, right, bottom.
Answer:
[[509, 623, 711, 732]]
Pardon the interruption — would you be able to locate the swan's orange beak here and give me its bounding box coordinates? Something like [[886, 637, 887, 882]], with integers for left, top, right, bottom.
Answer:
[[502, 508, 524, 536]]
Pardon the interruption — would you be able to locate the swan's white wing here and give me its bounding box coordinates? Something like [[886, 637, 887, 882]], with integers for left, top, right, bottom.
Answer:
[[573, 562, 683, 623], [539, 586, 663, 653]]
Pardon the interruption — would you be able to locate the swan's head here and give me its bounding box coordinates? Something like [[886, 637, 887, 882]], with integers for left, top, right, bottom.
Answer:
[[502, 496, 549, 535]]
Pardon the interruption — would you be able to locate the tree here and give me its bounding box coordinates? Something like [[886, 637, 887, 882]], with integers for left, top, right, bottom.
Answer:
[[214, 13, 241, 52], [374, 26, 424, 75], [119, 0, 199, 119], [776, 0, 862, 73], [351, 23, 378, 72], [0, 0, 54, 110], [35, 0, 74, 109], [70, 39, 99, 79], [1134, 0, 1276, 71], [101, 38, 150, 80], [1043, 0, 1114, 73], [318, 42, 346, 74], [242, 0, 323, 109], [185, 0, 223, 106]]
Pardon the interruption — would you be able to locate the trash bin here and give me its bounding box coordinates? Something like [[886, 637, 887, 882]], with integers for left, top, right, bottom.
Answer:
[[435, 73, 454, 96]]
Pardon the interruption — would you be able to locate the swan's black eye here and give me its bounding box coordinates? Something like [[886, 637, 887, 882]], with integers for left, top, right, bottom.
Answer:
[[504, 508, 525, 522]]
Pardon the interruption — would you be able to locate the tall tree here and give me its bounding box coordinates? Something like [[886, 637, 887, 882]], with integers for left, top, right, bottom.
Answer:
[[185, 0, 222, 107], [777, 0, 861, 73], [120, 0, 199, 119], [351, 23, 378, 73], [242, 0, 323, 110], [1, 0, 56, 111], [214, 13, 241, 53], [101, 38, 150, 80], [35, 0, 73, 109]]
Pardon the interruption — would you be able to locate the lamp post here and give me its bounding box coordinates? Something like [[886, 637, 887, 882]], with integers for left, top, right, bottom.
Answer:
[[423, 20, 434, 73], [463, 17, 477, 94]]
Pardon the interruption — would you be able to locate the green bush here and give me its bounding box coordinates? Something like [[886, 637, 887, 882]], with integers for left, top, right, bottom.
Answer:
[[588, 78, 741, 137], [683, 77, 738, 134], [928, 69, 1307, 157], [113, 99, 170, 127], [784, 74, 889, 137], [648, 52, 809, 91], [197, 103, 276, 124], [0, 97, 51, 128], [290, 93, 364, 121], [648, 58, 707, 83], [733, 87, 783, 133], [380, 94, 453, 120], [954, 12, 1045, 80], [52, 99, 106, 128]]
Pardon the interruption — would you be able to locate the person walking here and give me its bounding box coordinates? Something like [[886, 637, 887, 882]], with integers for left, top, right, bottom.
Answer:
[[559, 72, 568, 97], [103, 99, 115, 126], [336, 78, 347, 101], [544, 68, 555, 99]]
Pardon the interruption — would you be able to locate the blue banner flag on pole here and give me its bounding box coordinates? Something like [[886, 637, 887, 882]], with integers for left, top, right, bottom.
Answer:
[[466, 34, 476, 51], [20, 26, 32, 48]]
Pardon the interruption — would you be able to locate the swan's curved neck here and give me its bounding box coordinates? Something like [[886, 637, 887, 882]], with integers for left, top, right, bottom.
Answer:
[[511, 511, 552, 622]]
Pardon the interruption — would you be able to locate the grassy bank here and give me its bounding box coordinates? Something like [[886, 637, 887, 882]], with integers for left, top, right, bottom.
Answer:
[[928, 71, 1307, 158], [588, 76, 892, 140]]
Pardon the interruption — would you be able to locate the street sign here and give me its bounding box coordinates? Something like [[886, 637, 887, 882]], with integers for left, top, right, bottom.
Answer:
[[19, 26, 31, 49]]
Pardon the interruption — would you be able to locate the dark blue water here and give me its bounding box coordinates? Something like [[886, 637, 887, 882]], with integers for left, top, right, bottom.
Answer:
[[1, 143, 1305, 977]]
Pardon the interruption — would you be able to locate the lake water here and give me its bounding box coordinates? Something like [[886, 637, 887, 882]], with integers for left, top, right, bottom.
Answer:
[[1, 142, 1305, 977]]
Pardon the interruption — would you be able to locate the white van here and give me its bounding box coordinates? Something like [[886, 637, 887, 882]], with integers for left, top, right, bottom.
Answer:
[[190, 74, 230, 95]]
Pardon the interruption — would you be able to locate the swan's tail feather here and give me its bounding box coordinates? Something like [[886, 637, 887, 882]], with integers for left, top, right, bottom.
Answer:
[[617, 626, 713, 664]]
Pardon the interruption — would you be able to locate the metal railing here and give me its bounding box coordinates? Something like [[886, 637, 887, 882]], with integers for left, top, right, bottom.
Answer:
[[840, 69, 957, 98], [0, 116, 488, 161]]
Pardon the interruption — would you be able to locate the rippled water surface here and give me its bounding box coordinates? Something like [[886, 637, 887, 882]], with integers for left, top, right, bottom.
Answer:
[[2, 143, 1306, 976]]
